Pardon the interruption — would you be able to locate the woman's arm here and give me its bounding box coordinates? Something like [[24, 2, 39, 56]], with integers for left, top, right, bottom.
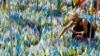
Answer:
[[59, 21, 74, 38], [72, 19, 88, 35], [93, 21, 97, 31]]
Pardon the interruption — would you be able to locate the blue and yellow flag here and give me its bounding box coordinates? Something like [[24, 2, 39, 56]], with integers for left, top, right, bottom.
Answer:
[[1, 0, 6, 10]]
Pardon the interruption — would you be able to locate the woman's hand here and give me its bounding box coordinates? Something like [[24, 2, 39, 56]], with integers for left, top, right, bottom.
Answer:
[[71, 29, 76, 34], [75, 35, 85, 40]]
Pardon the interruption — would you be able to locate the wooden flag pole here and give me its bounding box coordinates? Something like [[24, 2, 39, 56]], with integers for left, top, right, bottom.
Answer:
[[8, 0, 13, 56]]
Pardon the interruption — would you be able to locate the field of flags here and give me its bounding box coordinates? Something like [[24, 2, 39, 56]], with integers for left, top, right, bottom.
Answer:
[[0, 0, 100, 56]]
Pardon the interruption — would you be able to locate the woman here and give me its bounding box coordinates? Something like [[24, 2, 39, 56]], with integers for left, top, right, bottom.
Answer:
[[59, 12, 96, 40]]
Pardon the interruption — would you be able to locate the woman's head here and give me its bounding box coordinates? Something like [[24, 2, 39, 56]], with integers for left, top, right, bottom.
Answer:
[[68, 12, 78, 20], [68, 12, 79, 21]]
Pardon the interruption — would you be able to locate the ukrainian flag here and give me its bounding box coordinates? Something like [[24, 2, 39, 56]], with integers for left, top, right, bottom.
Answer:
[[1, 0, 6, 10]]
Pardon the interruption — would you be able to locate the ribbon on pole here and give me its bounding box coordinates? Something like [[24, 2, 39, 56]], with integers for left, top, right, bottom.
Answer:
[[1, 0, 6, 10], [93, 0, 98, 14]]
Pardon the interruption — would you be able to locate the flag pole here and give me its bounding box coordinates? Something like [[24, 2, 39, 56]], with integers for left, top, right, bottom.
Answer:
[[50, 0, 53, 40], [89, 0, 94, 47], [57, 0, 60, 13], [8, 0, 13, 56], [36, 0, 38, 11]]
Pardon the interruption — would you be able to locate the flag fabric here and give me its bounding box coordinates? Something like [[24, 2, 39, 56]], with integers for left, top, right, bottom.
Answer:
[[98, 0, 100, 5], [72, 0, 78, 6], [1, 0, 6, 10], [88, 3, 92, 14], [72, 1, 75, 8], [93, 0, 98, 14], [76, 0, 85, 7], [98, 5, 100, 10]]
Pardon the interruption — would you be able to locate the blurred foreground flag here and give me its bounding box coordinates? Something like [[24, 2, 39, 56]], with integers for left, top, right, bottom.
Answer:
[[1, 0, 6, 10]]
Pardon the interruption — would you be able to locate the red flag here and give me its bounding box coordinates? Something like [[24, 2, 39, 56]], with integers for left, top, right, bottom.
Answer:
[[97, 0, 100, 10], [76, 0, 85, 7]]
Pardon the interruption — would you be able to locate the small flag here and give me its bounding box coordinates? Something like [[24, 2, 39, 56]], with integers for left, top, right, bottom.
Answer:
[[1, 0, 6, 10], [93, 0, 97, 14]]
